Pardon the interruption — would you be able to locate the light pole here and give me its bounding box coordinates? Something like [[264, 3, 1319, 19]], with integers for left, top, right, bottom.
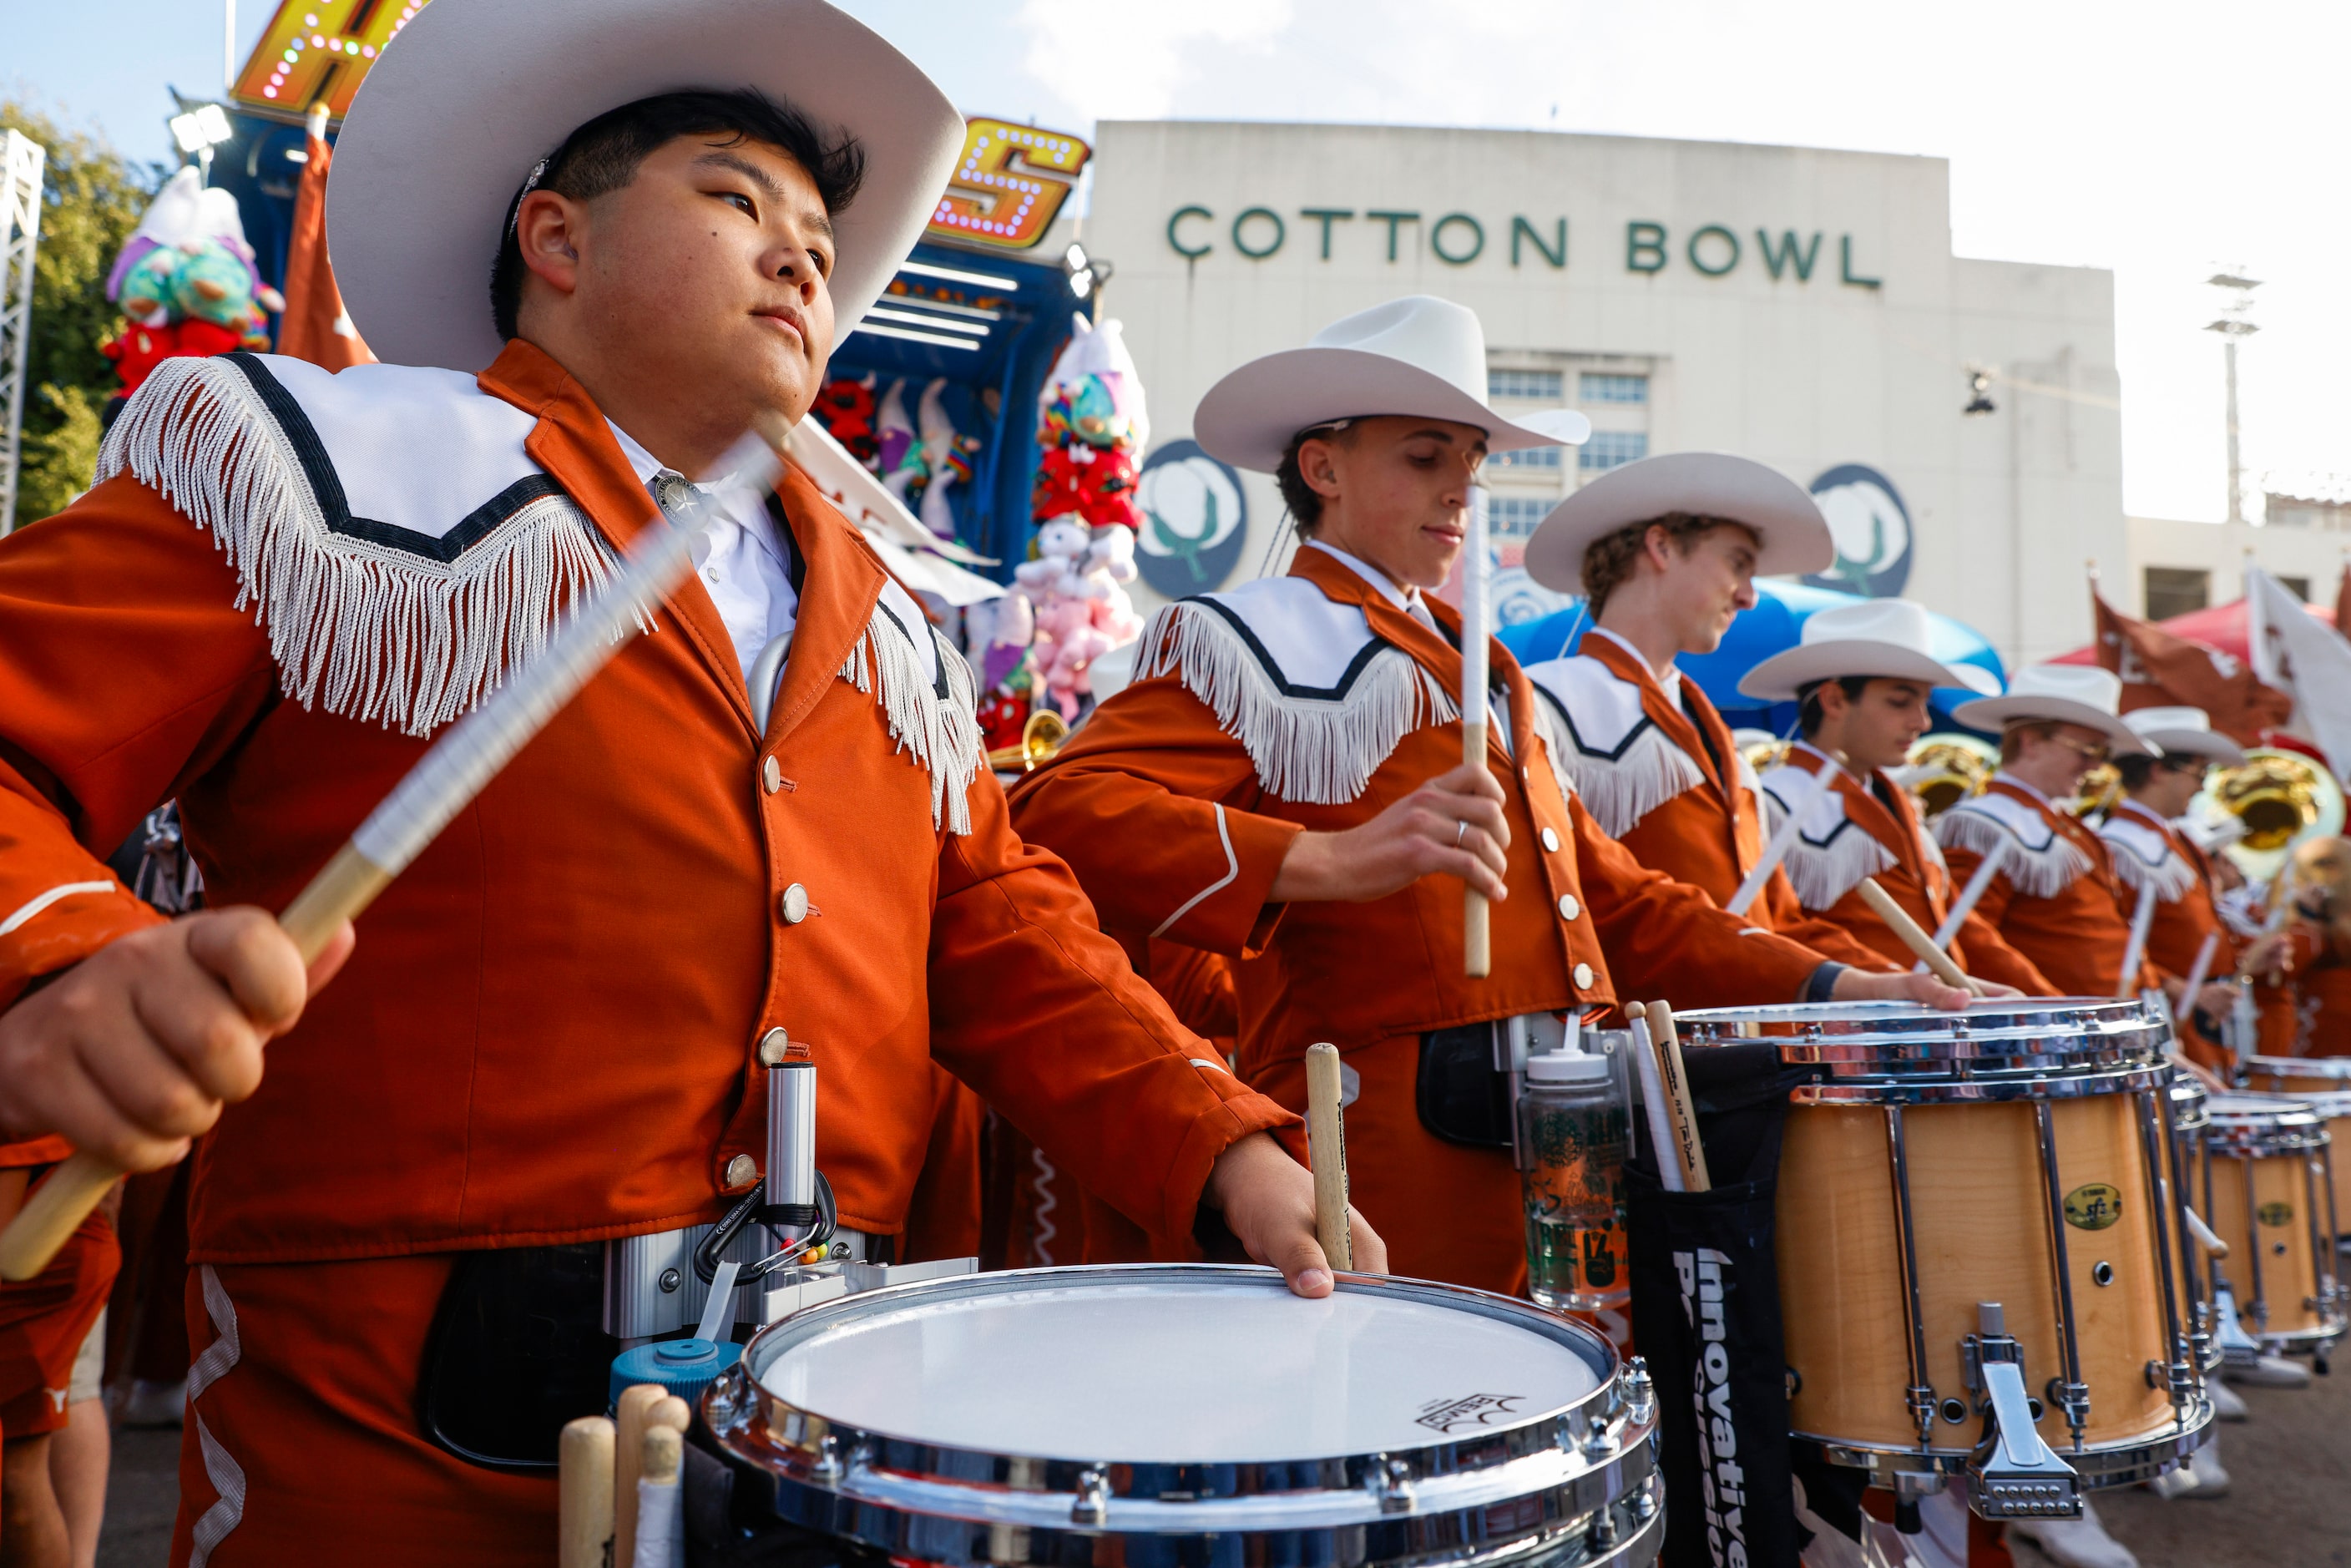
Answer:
[[2206, 271, 2261, 527]]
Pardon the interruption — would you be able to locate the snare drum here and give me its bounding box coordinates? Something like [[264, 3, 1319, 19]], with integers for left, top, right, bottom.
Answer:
[[700, 1264, 1663, 1566], [1676, 999, 2211, 1512], [2197, 1095, 2346, 1356], [2242, 1058, 2351, 1237]]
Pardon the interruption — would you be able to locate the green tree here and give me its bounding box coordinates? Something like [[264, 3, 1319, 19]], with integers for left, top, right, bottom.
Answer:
[[2, 100, 167, 530]]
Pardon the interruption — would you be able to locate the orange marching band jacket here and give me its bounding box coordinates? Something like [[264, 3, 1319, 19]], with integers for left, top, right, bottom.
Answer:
[[1518, 632, 1895, 974], [1934, 776, 2156, 999], [1755, 742, 2055, 994], [1006, 544, 1830, 1084], [2098, 798, 2242, 1063], [0, 341, 1291, 1265]]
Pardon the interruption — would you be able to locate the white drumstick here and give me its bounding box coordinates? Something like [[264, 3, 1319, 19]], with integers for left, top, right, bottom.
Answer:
[[0, 421, 788, 1285], [1727, 753, 1837, 917], [1462, 486, 1491, 978], [1627, 1010, 1683, 1194], [634, 1424, 684, 1568], [2175, 931, 2221, 1027], [2118, 878, 2159, 999], [1304, 1043, 1353, 1271], [1925, 837, 2009, 960]]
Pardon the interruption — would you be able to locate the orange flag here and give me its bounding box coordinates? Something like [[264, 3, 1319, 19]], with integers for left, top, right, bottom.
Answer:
[[2092, 584, 2289, 746], [276, 105, 376, 371]]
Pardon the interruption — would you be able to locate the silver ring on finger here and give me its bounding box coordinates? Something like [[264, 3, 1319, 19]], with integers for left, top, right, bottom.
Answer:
[[1455, 819, 1469, 847]]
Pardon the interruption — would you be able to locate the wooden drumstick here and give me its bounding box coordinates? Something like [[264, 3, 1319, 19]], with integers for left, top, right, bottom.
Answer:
[[1462, 487, 1492, 979], [634, 1424, 685, 1568], [1728, 751, 1838, 917], [1626, 1006, 1684, 1195], [558, 1416, 616, 1568], [1643, 1003, 1711, 1193], [649, 1394, 689, 1434], [1304, 1043, 1353, 1271], [1857, 878, 1986, 997], [613, 1383, 668, 1568], [0, 420, 791, 1285]]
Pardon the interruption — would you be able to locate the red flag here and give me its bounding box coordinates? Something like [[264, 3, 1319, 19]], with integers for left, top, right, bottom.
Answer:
[[276, 107, 376, 371], [2091, 586, 2290, 746]]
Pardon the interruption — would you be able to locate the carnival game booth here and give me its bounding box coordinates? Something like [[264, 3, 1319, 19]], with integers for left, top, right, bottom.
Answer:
[[1499, 579, 2006, 737]]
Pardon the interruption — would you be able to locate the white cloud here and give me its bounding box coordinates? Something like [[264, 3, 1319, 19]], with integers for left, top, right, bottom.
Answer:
[[1015, 0, 1298, 121]]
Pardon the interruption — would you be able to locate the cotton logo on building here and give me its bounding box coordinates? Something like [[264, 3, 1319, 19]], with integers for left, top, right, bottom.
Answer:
[[1802, 464, 1914, 599], [1136, 439, 1248, 597]]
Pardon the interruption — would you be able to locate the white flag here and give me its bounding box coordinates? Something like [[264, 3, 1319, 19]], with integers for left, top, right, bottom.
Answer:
[[2246, 565, 2351, 784]]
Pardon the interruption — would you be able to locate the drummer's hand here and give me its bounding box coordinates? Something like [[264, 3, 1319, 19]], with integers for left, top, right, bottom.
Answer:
[[1206, 1130, 1388, 1297], [1830, 968, 1974, 1012], [2240, 932, 2294, 978], [0, 909, 354, 1173], [1271, 762, 1509, 905], [2193, 981, 2239, 1021]]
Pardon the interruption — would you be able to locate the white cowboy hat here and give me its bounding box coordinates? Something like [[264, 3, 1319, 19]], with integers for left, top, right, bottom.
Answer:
[[1951, 665, 2156, 755], [1737, 599, 2000, 701], [1521, 451, 1835, 594], [2124, 706, 2247, 767], [330, 0, 964, 375], [1191, 296, 1590, 474]]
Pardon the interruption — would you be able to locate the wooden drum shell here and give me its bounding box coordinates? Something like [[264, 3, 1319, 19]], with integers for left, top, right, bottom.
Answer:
[[1777, 1094, 2174, 1455], [2242, 1063, 2351, 1235]]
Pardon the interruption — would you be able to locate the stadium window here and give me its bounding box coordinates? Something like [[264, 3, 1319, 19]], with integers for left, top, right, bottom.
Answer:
[[2278, 575, 2312, 603], [2141, 567, 2209, 621], [1489, 447, 1561, 470], [1488, 369, 1564, 401], [1578, 372, 1648, 405], [1580, 432, 1649, 472], [1489, 497, 1554, 537]]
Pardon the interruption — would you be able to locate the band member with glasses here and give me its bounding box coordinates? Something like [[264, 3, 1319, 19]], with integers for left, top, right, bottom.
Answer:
[[1934, 667, 2161, 998]]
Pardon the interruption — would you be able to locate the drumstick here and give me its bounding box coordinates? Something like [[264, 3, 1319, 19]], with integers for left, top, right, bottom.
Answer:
[[558, 1416, 616, 1568], [1627, 1007, 1684, 1194], [614, 1383, 667, 1568], [1644, 1002, 1711, 1193], [0, 420, 790, 1285], [1303, 1043, 1353, 1271], [634, 1424, 685, 1568], [2175, 931, 2222, 1027], [2181, 1196, 2230, 1260], [1462, 486, 1491, 979], [1727, 751, 1838, 917], [1856, 878, 1985, 997], [2118, 878, 2159, 999], [1928, 837, 2009, 953]]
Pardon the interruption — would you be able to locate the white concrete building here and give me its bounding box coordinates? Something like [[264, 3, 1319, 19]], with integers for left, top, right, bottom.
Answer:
[[2123, 497, 2349, 621], [1086, 120, 2124, 665]]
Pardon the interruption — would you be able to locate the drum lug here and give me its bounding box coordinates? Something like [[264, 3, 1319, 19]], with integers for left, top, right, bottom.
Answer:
[[1620, 1356, 1656, 1427], [1961, 1303, 2081, 1521], [1365, 1454, 1415, 1514], [1580, 1414, 1615, 1462], [1069, 1465, 1111, 1527], [811, 1434, 844, 1485]]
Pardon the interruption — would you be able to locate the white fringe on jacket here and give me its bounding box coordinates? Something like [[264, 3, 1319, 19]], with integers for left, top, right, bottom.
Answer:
[[1934, 802, 2092, 899], [96, 355, 623, 739], [839, 612, 984, 836]]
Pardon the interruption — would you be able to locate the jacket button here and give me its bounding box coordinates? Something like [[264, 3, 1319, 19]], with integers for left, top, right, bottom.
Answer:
[[758, 1027, 791, 1065], [779, 883, 809, 923], [1558, 893, 1580, 921], [723, 1154, 759, 1191], [1573, 962, 1595, 989], [1541, 827, 1561, 853], [762, 756, 783, 795]]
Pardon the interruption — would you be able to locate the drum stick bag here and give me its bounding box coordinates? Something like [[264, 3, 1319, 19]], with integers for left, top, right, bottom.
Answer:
[[1625, 1041, 1808, 1568]]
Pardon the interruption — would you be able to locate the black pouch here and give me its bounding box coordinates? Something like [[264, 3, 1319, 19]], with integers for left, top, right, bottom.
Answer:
[[417, 1242, 618, 1472], [1415, 1023, 1513, 1148], [1625, 1042, 1809, 1568]]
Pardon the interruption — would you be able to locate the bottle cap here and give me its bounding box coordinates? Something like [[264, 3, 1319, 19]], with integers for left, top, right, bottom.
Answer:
[[1527, 1050, 1611, 1083], [609, 1335, 744, 1409]]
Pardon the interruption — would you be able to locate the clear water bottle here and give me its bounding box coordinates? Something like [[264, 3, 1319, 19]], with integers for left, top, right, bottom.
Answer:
[[1518, 1049, 1631, 1313]]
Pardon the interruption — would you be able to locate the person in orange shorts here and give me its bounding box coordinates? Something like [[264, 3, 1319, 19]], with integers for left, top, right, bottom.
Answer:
[[0, 1141, 119, 1568]]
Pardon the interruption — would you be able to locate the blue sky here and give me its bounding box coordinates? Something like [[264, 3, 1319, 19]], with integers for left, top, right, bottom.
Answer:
[[6, 0, 2346, 527]]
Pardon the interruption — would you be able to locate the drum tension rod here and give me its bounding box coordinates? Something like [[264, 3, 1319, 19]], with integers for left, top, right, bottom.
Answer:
[[1883, 1105, 1937, 1449], [2031, 1102, 2093, 1450]]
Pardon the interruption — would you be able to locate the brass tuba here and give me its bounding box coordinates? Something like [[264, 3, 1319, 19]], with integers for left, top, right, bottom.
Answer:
[[2192, 747, 2347, 883], [2069, 763, 2123, 820], [1898, 735, 1997, 819], [985, 707, 1069, 775]]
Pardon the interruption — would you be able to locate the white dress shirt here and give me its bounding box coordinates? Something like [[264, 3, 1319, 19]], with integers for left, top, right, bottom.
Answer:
[[1587, 625, 1683, 704], [607, 420, 799, 682]]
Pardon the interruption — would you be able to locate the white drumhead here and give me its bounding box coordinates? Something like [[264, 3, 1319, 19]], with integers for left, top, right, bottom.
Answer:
[[2209, 1093, 2313, 1126], [757, 1276, 1603, 1463]]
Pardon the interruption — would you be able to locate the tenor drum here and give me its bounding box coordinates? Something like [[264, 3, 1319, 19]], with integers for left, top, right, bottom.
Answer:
[[2164, 1075, 2222, 1370], [699, 1264, 1664, 1566], [2197, 1095, 2346, 1356], [2242, 1057, 2351, 1237], [1676, 999, 2211, 1510]]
